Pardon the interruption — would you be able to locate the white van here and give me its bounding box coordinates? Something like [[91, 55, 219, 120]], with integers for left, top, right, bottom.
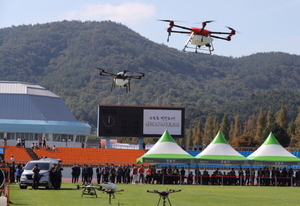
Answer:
[[20, 158, 62, 189]]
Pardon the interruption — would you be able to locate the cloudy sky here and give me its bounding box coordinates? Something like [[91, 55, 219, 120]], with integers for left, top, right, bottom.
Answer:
[[1, 0, 299, 57]]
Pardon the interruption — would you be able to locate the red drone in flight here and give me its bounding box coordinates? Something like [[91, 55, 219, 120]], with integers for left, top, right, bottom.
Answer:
[[159, 20, 236, 54]]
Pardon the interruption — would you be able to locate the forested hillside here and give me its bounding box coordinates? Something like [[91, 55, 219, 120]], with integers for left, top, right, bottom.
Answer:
[[1, 20, 300, 146]]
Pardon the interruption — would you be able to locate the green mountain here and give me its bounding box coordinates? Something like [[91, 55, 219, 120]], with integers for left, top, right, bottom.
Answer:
[[1, 21, 300, 133]]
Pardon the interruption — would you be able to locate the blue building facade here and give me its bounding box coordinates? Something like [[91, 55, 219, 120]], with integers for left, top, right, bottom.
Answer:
[[0, 81, 91, 147]]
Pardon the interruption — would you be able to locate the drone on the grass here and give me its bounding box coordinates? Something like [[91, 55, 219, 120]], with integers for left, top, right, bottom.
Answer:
[[77, 182, 124, 203], [99, 182, 124, 204], [77, 184, 102, 197], [96, 68, 145, 93], [147, 189, 181, 206], [159, 20, 236, 55]]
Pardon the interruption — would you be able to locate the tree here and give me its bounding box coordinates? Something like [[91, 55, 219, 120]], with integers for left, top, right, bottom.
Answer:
[[232, 114, 242, 139], [243, 114, 256, 136], [193, 120, 203, 150], [290, 106, 300, 147], [213, 116, 220, 137], [220, 114, 230, 140], [203, 115, 214, 147], [266, 109, 275, 127], [186, 128, 194, 150], [261, 122, 290, 147], [255, 109, 266, 143], [276, 104, 288, 130], [230, 135, 259, 147]]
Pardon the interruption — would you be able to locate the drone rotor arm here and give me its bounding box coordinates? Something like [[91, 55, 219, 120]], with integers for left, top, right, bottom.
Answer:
[[210, 35, 231, 41], [169, 30, 191, 34], [96, 67, 117, 76], [210, 31, 232, 35], [100, 73, 116, 76], [172, 24, 194, 31]]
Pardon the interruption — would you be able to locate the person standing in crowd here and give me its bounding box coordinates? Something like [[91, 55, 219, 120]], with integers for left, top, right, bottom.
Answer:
[[194, 167, 201, 185], [167, 166, 173, 184], [10, 162, 16, 183], [131, 165, 138, 184], [75, 164, 81, 183], [152, 166, 157, 184], [32, 164, 40, 189], [10, 156, 15, 164], [56, 163, 63, 189], [103, 163, 110, 182], [238, 167, 244, 185], [138, 165, 145, 184], [3, 137, 7, 148], [245, 168, 250, 185], [145, 166, 153, 184], [124, 165, 131, 184], [96, 164, 102, 184], [251, 168, 256, 185], [50, 163, 62, 189], [173, 166, 179, 184], [202, 168, 209, 185], [180, 167, 186, 184], [287, 168, 294, 186], [21, 137, 25, 148], [87, 165, 93, 183], [110, 165, 116, 183], [187, 171, 193, 184], [116, 165, 123, 183], [38, 137, 42, 147], [295, 169, 300, 186], [16, 137, 21, 147], [71, 164, 77, 183], [82, 165, 89, 184], [15, 163, 23, 183], [156, 170, 162, 184], [42, 137, 46, 147]]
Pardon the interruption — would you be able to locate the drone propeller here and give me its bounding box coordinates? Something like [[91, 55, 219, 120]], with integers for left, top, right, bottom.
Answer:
[[96, 67, 105, 74], [198, 20, 214, 41], [225, 26, 237, 41], [226, 26, 236, 35], [195, 20, 215, 25], [158, 20, 176, 42]]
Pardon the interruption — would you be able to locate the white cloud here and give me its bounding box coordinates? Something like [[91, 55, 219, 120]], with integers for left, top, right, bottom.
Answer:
[[64, 2, 155, 25]]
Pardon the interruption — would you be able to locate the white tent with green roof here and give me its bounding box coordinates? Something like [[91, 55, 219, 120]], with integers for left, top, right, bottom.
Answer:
[[247, 132, 300, 166], [136, 130, 196, 164], [195, 131, 248, 165]]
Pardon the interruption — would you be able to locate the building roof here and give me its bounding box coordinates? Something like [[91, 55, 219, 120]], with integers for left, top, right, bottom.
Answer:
[[0, 81, 59, 97], [0, 81, 77, 122]]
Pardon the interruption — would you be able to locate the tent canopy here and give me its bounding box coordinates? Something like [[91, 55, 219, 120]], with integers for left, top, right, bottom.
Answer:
[[136, 130, 196, 164], [196, 131, 248, 165], [247, 132, 300, 166]]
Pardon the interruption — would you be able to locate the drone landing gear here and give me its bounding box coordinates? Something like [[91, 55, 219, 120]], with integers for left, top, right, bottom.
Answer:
[[157, 192, 173, 206], [106, 191, 115, 204], [81, 187, 98, 198], [147, 190, 181, 206], [184, 45, 214, 55]]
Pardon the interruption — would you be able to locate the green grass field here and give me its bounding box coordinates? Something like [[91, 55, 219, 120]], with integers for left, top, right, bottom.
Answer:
[[9, 183, 300, 206]]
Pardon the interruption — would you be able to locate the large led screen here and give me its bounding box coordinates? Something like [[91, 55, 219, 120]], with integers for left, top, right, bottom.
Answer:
[[98, 105, 184, 138]]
